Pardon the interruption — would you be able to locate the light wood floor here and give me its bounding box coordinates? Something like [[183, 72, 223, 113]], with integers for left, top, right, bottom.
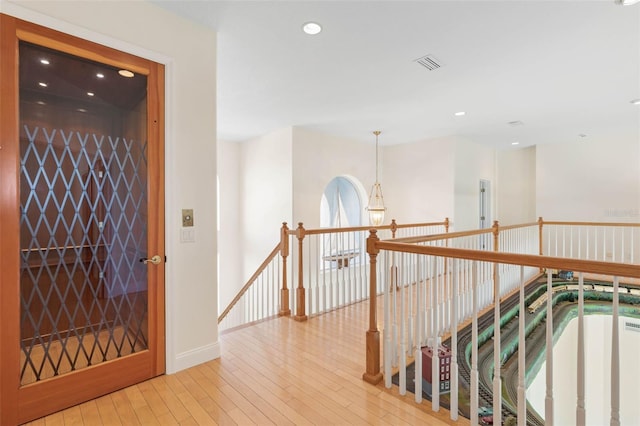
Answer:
[[24, 299, 467, 425]]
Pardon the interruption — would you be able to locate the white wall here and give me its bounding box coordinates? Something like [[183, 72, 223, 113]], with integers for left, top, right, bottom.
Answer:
[[217, 140, 242, 312], [536, 136, 640, 222], [292, 127, 372, 228], [454, 139, 496, 231], [240, 127, 293, 282], [496, 146, 537, 225], [383, 137, 455, 224], [2, 0, 220, 372]]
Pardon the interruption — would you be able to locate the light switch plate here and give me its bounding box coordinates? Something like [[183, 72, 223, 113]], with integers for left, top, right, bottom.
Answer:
[[180, 228, 195, 243], [182, 209, 194, 227]]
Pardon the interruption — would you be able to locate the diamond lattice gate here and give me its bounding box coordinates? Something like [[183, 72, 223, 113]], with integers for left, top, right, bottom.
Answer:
[[0, 16, 165, 424], [19, 127, 149, 385]]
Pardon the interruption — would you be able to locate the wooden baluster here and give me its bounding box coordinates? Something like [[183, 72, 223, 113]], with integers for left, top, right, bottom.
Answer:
[[294, 223, 307, 321], [450, 258, 459, 421], [279, 222, 291, 316], [545, 270, 554, 425], [576, 272, 585, 426], [491, 220, 502, 424], [493, 269, 502, 426], [384, 250, 392, 388], [399, 253, 406, 395], [611, 276, 620, 426], [471, 262, 479, 425], [363, 229, 382, 384], [414, 254, 423, 404], [538, 217, 544, 258], [432, 256, 440, 412], [517, 265, 526, 426]]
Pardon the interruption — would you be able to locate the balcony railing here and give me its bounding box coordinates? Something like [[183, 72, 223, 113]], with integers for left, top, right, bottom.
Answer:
[[363, 219, 640, 426], [218, 219, 449, 331], [218, 218, 640, 424]]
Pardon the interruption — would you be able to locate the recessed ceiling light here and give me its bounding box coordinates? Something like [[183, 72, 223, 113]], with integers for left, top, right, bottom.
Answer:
[[38, 82, 48, 87], [302, 22, 322, 35], [454, 111, 466, 116], [77, 108, 87, 113], [87, 92, 95, 97], [36, 101, 46, 105], [508, 120, 524, 127], [578, 134, 588, 138], [615, 0, 639, 5], [40, 59, 50, 65], [96, 73, 105, 79], [631, 99, 640, 105], [118, 69, 134, 78], [511, 141, 520, 145]]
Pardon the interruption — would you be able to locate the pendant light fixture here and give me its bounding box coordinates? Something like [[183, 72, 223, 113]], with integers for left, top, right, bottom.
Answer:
[[366, 130, 386, 226]]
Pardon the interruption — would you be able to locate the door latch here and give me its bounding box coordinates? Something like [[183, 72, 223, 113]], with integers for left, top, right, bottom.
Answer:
[[140, 255, 162, 265]]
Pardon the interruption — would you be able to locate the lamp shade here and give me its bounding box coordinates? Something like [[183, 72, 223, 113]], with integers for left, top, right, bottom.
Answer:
[[366, 130, 386, 226], [367, 182, 386, 226]]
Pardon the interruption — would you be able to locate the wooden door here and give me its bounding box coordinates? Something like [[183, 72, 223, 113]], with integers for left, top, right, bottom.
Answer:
[[0, 15, 165, 425]]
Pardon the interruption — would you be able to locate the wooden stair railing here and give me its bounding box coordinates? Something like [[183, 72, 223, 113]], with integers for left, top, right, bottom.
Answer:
[[218, 219, 450, 330], [217, 242, 282, 326]]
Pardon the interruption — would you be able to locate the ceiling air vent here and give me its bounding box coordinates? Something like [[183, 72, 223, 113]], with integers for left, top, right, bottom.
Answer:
[[414, 54, 443, 71]]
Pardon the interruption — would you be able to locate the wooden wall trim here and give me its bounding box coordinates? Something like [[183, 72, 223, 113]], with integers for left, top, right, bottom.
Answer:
[[0, 13, 22, 426]]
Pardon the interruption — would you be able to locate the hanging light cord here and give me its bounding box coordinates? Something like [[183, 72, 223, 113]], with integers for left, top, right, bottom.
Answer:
[[374, 130, 381, 183]]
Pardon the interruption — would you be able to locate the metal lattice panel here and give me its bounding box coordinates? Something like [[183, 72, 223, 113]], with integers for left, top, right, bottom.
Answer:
[[20, 125, 148, 385]]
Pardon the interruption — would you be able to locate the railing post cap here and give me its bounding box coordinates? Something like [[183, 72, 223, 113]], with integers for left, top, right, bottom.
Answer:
[[367, 229, 380, 254]]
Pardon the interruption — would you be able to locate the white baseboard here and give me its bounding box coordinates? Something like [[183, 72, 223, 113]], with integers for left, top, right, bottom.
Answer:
[[169, 341, 221, 374]]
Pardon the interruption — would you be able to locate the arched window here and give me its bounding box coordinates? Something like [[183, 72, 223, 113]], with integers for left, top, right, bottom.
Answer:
[[320, 176, 365, 270], [320, 176, 362, 228]]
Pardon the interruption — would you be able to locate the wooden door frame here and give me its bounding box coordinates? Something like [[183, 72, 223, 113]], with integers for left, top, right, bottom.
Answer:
[[0, 14, 165, 425]]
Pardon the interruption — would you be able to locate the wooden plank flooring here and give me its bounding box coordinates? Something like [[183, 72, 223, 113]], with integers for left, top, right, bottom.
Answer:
[[25, 300, 467, 425]]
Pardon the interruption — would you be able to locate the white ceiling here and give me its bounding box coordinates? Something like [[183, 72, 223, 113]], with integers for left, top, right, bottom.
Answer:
[[152, 0, 640, 148]]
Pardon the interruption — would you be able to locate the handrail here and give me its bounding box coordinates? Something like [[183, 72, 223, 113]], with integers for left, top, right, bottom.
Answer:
[[217, 243, 281, 324], [393, 221, 538, 244], [375, 239, 640, 279], [543, 220, 640, 227], [394, 228, 491, 243], [288, 219, 449, 236]]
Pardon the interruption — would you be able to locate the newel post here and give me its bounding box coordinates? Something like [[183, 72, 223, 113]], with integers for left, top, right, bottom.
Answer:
[[390, 219, 398, 239], [294, 222, 308, 322], [279, 222, 291, 317], [363, 229, 383, 384]]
